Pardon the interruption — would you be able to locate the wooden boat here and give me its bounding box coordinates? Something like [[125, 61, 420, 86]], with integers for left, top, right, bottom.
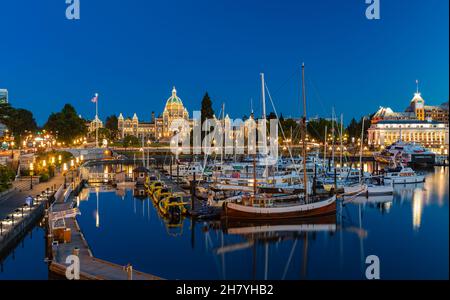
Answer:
[[223, 194, 336, 220], [222, 65, 337, 221]]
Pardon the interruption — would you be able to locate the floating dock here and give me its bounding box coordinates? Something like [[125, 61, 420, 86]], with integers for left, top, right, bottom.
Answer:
[[48, 183, 163, 280]]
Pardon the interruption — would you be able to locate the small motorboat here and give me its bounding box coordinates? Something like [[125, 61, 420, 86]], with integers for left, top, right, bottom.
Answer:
[[383, 166, 425, 184], [146, 181, 164, 196], [153, 187, 172, 204], [158, 193, 188, 217]]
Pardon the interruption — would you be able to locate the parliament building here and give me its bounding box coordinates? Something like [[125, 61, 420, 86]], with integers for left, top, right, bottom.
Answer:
[[118, 87, 192, 142]]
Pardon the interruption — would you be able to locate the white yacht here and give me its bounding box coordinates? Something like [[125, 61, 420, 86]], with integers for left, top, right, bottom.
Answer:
[[374, 140, 435, 166], [382, 166, 425, 184]]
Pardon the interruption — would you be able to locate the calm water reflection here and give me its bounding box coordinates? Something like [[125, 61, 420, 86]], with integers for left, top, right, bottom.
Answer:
[[0, 167, 447, 280], [74, 167, 448, 280], [0, 227, 48, 280]]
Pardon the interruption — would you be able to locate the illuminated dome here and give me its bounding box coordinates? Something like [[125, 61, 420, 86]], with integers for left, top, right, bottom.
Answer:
[[165, 87, 184, 106], [163, 86, 189, 120]]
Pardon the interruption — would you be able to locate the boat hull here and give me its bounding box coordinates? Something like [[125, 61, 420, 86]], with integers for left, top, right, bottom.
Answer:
[[384, 176, 425, 184], [223, 196, 336, 220]]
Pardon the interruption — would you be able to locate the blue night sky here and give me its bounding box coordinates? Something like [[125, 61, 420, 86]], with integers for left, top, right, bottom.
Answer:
[[0, 0, 448, 125]]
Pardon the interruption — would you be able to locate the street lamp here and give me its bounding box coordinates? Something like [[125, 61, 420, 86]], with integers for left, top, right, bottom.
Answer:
[[29, 163, 34, 190], [63, 163, 68, 188]]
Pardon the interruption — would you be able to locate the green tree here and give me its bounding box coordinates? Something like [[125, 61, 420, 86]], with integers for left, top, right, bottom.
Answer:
[[0, 165, 15, 192], [105, 115, 118, 140], [44, 104, 87, 144], [346, 115, 372, 142], [200, 92, 214, 125], [97, 127, 112, 141], [267, 112, 277, 119], [346, 118, 359, 139], [122, 135, 140, 148], [0, 103, 37, 142], [307, 118, 339, 143]]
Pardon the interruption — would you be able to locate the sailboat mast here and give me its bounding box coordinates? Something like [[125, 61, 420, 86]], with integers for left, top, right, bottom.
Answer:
[[261, 73, 268, 179], [359, 117, 365, 183], [340, 114, 343, 168], [324, 125, 327, 172], [221, 102, 225, 166], [331, 108, 335, 168], [301, 63, 308, 201]]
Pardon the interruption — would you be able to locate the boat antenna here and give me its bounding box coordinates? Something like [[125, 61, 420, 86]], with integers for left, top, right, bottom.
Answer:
[[301, 63, 308, 202]]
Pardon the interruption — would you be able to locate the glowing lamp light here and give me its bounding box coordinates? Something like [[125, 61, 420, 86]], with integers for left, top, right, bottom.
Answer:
[[63, 163, 68, 171]]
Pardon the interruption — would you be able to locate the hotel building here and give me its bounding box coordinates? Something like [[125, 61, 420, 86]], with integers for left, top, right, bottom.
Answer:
[[368, 87, 449, 154]]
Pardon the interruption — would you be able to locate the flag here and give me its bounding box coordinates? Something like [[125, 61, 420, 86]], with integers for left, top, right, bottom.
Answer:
[[91, 93, 99, 103]]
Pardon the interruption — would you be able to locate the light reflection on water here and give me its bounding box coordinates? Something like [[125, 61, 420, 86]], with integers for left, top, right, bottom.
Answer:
[[73, 167, 448, 280], [0, 167, 448, 280]]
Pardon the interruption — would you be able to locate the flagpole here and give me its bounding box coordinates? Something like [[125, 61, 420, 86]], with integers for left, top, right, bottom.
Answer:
[[95, 93, 99, 148]]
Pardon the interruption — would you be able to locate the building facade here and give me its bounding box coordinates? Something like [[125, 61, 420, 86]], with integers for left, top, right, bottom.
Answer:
[[368, 120, 448, 149], [118, 87, 192, 141], [87, 116, 104, 133], [372, 90, 449, 124], [368, 87, 449, 154], [0, 89, 8, 104]]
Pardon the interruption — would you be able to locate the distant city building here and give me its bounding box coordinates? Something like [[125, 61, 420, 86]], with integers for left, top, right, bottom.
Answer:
[[372, 88, 449, 124], [368, 86, 449, 154], [0, 89, 8, 104], [88, 115, 104, 133], [0, 123, 7, 137], [118, 87, 192, 141]]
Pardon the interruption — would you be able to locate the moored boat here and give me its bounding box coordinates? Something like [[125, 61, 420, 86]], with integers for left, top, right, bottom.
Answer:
[[223, 194, 336, 220], [383, 166, 425, 184]]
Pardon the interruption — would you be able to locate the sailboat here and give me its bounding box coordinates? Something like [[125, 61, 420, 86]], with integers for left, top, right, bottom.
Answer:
[[344, 117, 394, 197], [222, 65, 336, 220]]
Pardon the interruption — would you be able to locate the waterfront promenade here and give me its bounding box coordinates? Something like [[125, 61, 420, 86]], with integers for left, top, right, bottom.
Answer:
[[0, 174, 66, 220]]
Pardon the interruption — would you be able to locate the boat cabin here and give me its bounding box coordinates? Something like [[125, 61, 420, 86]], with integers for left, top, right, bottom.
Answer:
[[133, 166, 150, 185]]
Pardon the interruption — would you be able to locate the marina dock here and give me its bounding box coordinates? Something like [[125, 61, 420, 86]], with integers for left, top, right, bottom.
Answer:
[[48, 182, 163, 280], [152, 167, 221, 219]]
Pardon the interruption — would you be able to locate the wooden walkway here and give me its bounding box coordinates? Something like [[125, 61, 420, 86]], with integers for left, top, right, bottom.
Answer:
[[156, 169, 187, 194], [49, 184, 163, 280]]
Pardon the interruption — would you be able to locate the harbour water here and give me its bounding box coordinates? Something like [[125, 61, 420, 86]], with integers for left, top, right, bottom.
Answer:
[[0, 167, 448, 280]]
